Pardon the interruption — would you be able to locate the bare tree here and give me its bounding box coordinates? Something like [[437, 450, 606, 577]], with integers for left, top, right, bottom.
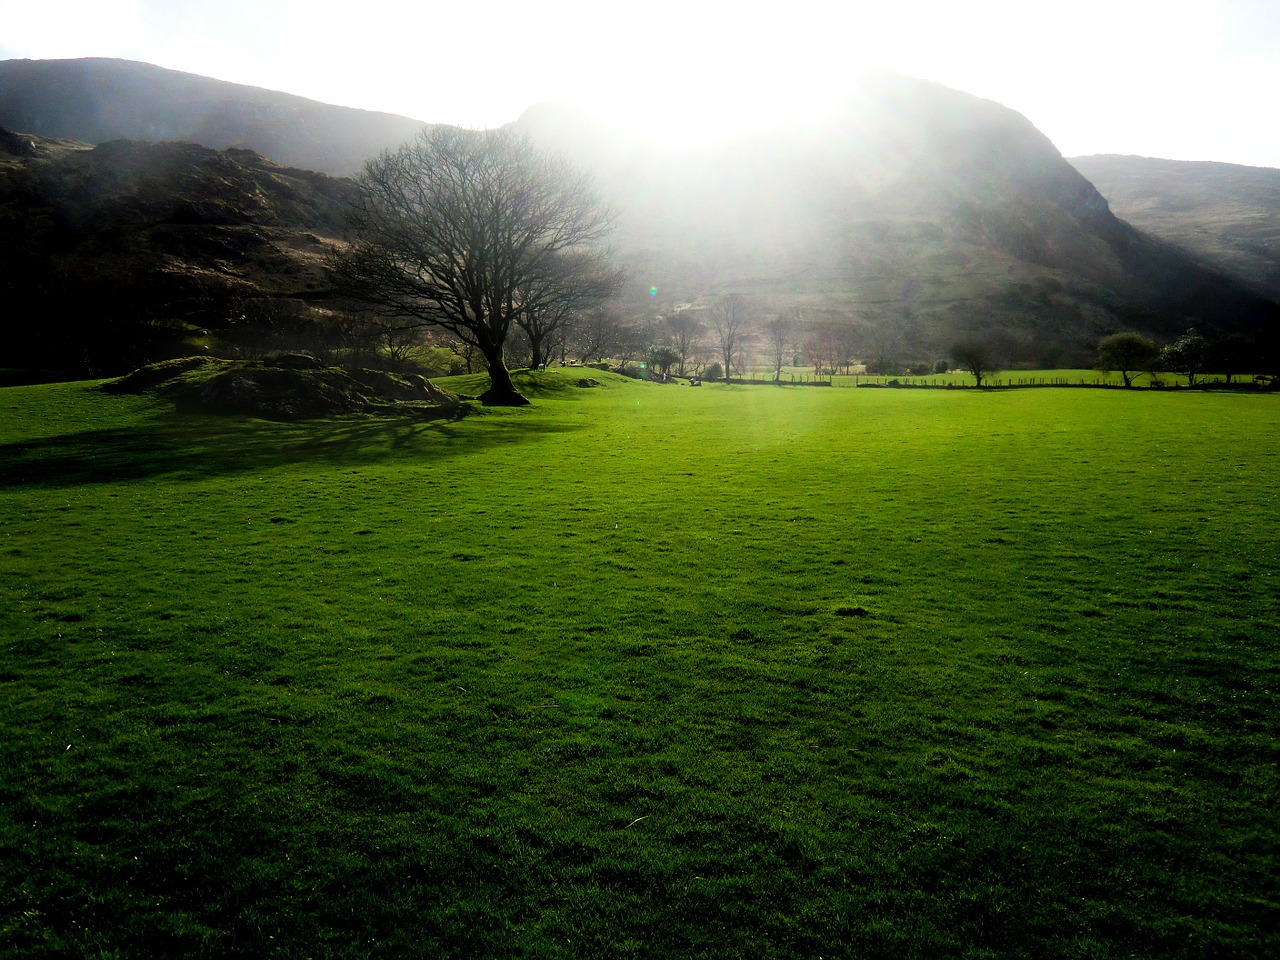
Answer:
[[866, 315, 902, 375], [666, 311, 704, 378], [224, 295, 312, 360], [343, 307, 426, 370], [444, 335, 479, 375], [615, 315, 652, 374], [836, 321, 863, 375], [709, 294, 750, 383], [516, 250, 625, 370], [573, 302, 630, 363], [805, 320, 842, 378], [330, 126, 615, 405], [762, 315, 791, 382]]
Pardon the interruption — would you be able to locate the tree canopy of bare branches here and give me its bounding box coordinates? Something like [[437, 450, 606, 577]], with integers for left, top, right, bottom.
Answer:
[[762, 315, 793, 382], [330, 126, 616, 405], [665, 312, 704, 378], [710, 294, 750, 383], [517, 249, 625, 370]]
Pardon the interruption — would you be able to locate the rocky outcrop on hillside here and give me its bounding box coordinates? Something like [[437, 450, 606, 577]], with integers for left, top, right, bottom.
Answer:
[[0, 131, 356, 375]]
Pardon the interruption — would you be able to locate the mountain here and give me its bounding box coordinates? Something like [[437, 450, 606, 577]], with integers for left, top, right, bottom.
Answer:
[[514, 75, 1277, 366], [0, 58, 424, 176], [1069, 155, 1280, 302], [0, 59, 1276, 378]]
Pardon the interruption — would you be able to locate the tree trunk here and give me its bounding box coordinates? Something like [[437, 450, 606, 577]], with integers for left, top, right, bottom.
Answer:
[[529, 334, 546, 371], [479, 346, 530, 406]]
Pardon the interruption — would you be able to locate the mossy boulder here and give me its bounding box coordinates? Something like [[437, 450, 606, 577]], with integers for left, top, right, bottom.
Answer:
[[104, 356, 462, 419]]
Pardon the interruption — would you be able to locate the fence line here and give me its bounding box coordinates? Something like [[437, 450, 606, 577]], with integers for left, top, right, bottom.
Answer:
[[843, 376, 1269, 390]]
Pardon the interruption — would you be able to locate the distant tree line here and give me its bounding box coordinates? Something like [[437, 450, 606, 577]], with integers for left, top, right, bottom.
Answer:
[[269, 301, 1272, 391], [1094, 328, 1264, 388]]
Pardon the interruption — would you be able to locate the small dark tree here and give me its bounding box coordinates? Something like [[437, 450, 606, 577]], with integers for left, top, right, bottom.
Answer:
[[1162, 328, 1210, 386], [646, 344, 681, 379], [1097, 331, 1159, 388], [950, 337, 1001, 387], [1209, 332, 1251, 384], [330, 126, 615, 405]]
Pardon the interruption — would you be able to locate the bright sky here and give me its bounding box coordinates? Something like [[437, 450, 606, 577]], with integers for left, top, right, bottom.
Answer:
[[1, 0, 1277, 168]]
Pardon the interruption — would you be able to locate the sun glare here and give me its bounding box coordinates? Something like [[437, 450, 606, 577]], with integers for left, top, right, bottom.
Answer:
[[460, 0, 894, 148], [572, 84, 842, 150], [558, 44, 861, 149]]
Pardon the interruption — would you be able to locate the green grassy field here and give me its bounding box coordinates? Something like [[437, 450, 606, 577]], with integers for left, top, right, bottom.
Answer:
[[2, 371, 1277, 958]]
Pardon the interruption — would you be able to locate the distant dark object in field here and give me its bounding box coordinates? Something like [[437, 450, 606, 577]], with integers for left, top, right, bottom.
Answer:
[[104, 356, 462, 419], [576, 378, 600, 388], [689, 379, 701, 387], [835, 606, 870, 618]]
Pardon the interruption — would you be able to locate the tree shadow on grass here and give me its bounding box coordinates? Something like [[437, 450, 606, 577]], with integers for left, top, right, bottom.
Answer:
[[0, 403, 581, 488]]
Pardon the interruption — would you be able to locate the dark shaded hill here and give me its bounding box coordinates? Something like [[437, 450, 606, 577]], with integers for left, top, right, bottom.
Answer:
[[1069, 155, 1280, 302], [0, 130, 356, 375], [0, 58, 424, 176]]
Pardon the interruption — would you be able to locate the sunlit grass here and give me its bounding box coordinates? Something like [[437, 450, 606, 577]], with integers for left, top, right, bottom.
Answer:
[[2, 372, 1277, 957]]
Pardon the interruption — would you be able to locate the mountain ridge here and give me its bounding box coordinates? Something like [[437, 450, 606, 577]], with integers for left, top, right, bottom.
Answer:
[[1069, 154, 1280, 303], [0, 57, 425, 176], [1, 58, 1276, 376]]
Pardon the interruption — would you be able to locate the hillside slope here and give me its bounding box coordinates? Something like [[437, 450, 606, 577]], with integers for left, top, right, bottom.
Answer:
[[1070, 155, 1280, 302], [517, 75, 1277, 364], [0, 58, 424, 176], [0, 130, 355, 374]]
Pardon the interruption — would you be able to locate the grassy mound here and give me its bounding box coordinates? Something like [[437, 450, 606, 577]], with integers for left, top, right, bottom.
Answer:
[[104, 355, 461, 418]]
